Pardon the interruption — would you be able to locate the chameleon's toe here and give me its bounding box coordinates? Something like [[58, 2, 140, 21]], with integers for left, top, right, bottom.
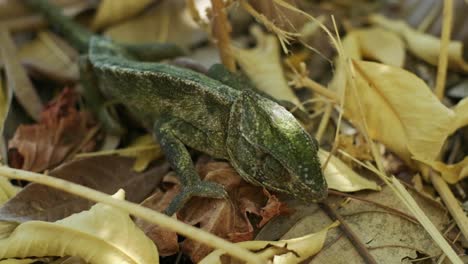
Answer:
[[164, 181, 227, 215]]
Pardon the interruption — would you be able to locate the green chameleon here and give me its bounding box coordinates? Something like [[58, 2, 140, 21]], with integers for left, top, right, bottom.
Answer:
[[25, 0, 327, 215]]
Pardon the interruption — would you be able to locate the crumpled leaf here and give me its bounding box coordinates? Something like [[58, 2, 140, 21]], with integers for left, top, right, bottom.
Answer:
[[320, 149, 380, 192], [91, 0, 154, 30], [351, 27, 405, 67], [18, 31, 79, 82], [105, 0, 205, 48], [232, 26, 302, 107], [8, 88, 96, 172], [143, 159, 288, 262], [369, 14, 468, 72], [76, 134, 162, 172], [199, 220, 339, 263], [0, 190, 159, 263]]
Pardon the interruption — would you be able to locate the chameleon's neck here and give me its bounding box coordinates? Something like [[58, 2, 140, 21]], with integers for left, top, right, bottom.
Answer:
[[25, 0, 93, 53]]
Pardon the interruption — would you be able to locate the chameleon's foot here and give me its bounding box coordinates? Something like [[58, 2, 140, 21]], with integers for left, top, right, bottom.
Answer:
[[164, 181, 227, 215]]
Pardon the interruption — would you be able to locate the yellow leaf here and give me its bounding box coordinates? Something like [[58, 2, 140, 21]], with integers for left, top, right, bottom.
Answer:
[[369, 14, 468, 72], [341, 60, 456, 165], [423, 157, 468, 183], [91, 0, 153, 30], [452, 97, 468, 131], [319, 149, 380, 192], [199, 221, 339, 263], [354, 27, 405, 67], [0, 190, 159, 263], [76, 134, 162, 172], [105, 0, 205, 48], [232, 26, 302, 107]]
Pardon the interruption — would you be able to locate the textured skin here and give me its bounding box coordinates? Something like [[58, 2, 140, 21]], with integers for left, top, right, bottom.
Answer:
[[25, 0, 328, 209]]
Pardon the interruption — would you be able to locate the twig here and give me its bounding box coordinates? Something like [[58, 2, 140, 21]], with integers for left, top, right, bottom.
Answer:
[[430, 171, 468, 241], [0, 166, 264, 264], [434, 0, 453, 99], [210, 0, 236, 72], [320, 201, 378, 264]]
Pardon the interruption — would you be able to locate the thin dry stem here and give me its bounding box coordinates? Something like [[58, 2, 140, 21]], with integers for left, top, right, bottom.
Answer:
[[210, 0, 236, 72], [434, 0, 453, 99], [430, 171, 468, 241]]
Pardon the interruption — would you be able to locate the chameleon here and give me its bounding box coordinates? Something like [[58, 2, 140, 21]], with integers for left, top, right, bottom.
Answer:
[[24, 0, 327, 215]]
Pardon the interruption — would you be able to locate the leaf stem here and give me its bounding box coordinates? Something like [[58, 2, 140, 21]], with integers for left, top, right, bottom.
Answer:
[[0, 166, 264, 264]]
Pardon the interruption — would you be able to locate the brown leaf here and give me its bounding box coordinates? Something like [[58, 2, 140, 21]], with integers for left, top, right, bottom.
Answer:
[[8, 88, 95, 172], [0, 156, 169, 223], [178, 159, 289, 262], [134, 173, 180, 257]]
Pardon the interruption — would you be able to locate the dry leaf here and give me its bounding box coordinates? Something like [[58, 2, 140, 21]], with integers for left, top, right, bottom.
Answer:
[[18, 31, 79, 82], [76, 134, 163, 172], [0, 190, 159, 263], [0, 156, 169, 223], [0, 29, 42, 121], [199, 221, 339, 263], [8, 88, 96, 172], [369, 14, 468, 72], [319, 149, 380, 192], [353, 27, 405, 67], [232, 26, 302, 106], [145, 159, 288, 262], [105, 0, 205, 48], [91, 0, 154, 30]]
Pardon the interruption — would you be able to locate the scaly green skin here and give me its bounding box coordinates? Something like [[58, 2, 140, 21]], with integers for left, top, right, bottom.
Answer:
[[25, 0, 327, 215]]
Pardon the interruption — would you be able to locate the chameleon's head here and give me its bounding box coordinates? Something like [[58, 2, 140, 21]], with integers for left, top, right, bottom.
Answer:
[[227, 92, 327, 202]]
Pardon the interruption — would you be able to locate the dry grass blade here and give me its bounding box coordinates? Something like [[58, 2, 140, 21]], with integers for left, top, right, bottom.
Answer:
[[0, 28, 42, 121]]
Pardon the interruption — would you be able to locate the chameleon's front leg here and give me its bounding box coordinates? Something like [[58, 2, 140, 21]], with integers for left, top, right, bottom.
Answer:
[[79, 56, 126, 135], [154, 119, 227, 215]]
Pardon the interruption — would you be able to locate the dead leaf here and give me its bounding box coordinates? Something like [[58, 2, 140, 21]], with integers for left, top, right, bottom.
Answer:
[[353, 27, 405, 67], [134, 173, 180, 257], [91, 0, 154, 30], [319, 149, 381, 192], [76, 133, 163, 172], [18, 31, 79, 82], [8, 88, 96, 172], [232, 26, 302, 107], [143, 159, 288, 262], [199, 221, 339, 263], [0, 156, 169, 223], [0, 190, 159, 263], [104, 0, 205, 48], [0, 29, 42, 121], [369, 14, 468, 72]]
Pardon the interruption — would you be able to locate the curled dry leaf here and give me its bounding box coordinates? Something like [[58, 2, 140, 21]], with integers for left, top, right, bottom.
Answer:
[[91, 0, 154, 30], [199, 221, 339, 263], [232, 26, 302, 106], [319, 149, 380, 192], [8, 88, 96, 172], [105, 0, 205, 48], [369, 14, 468, 72], [0, 190, 159, 264]]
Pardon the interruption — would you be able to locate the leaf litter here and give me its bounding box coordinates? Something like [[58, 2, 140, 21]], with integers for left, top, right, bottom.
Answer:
[[0, 0, 466, 263]]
